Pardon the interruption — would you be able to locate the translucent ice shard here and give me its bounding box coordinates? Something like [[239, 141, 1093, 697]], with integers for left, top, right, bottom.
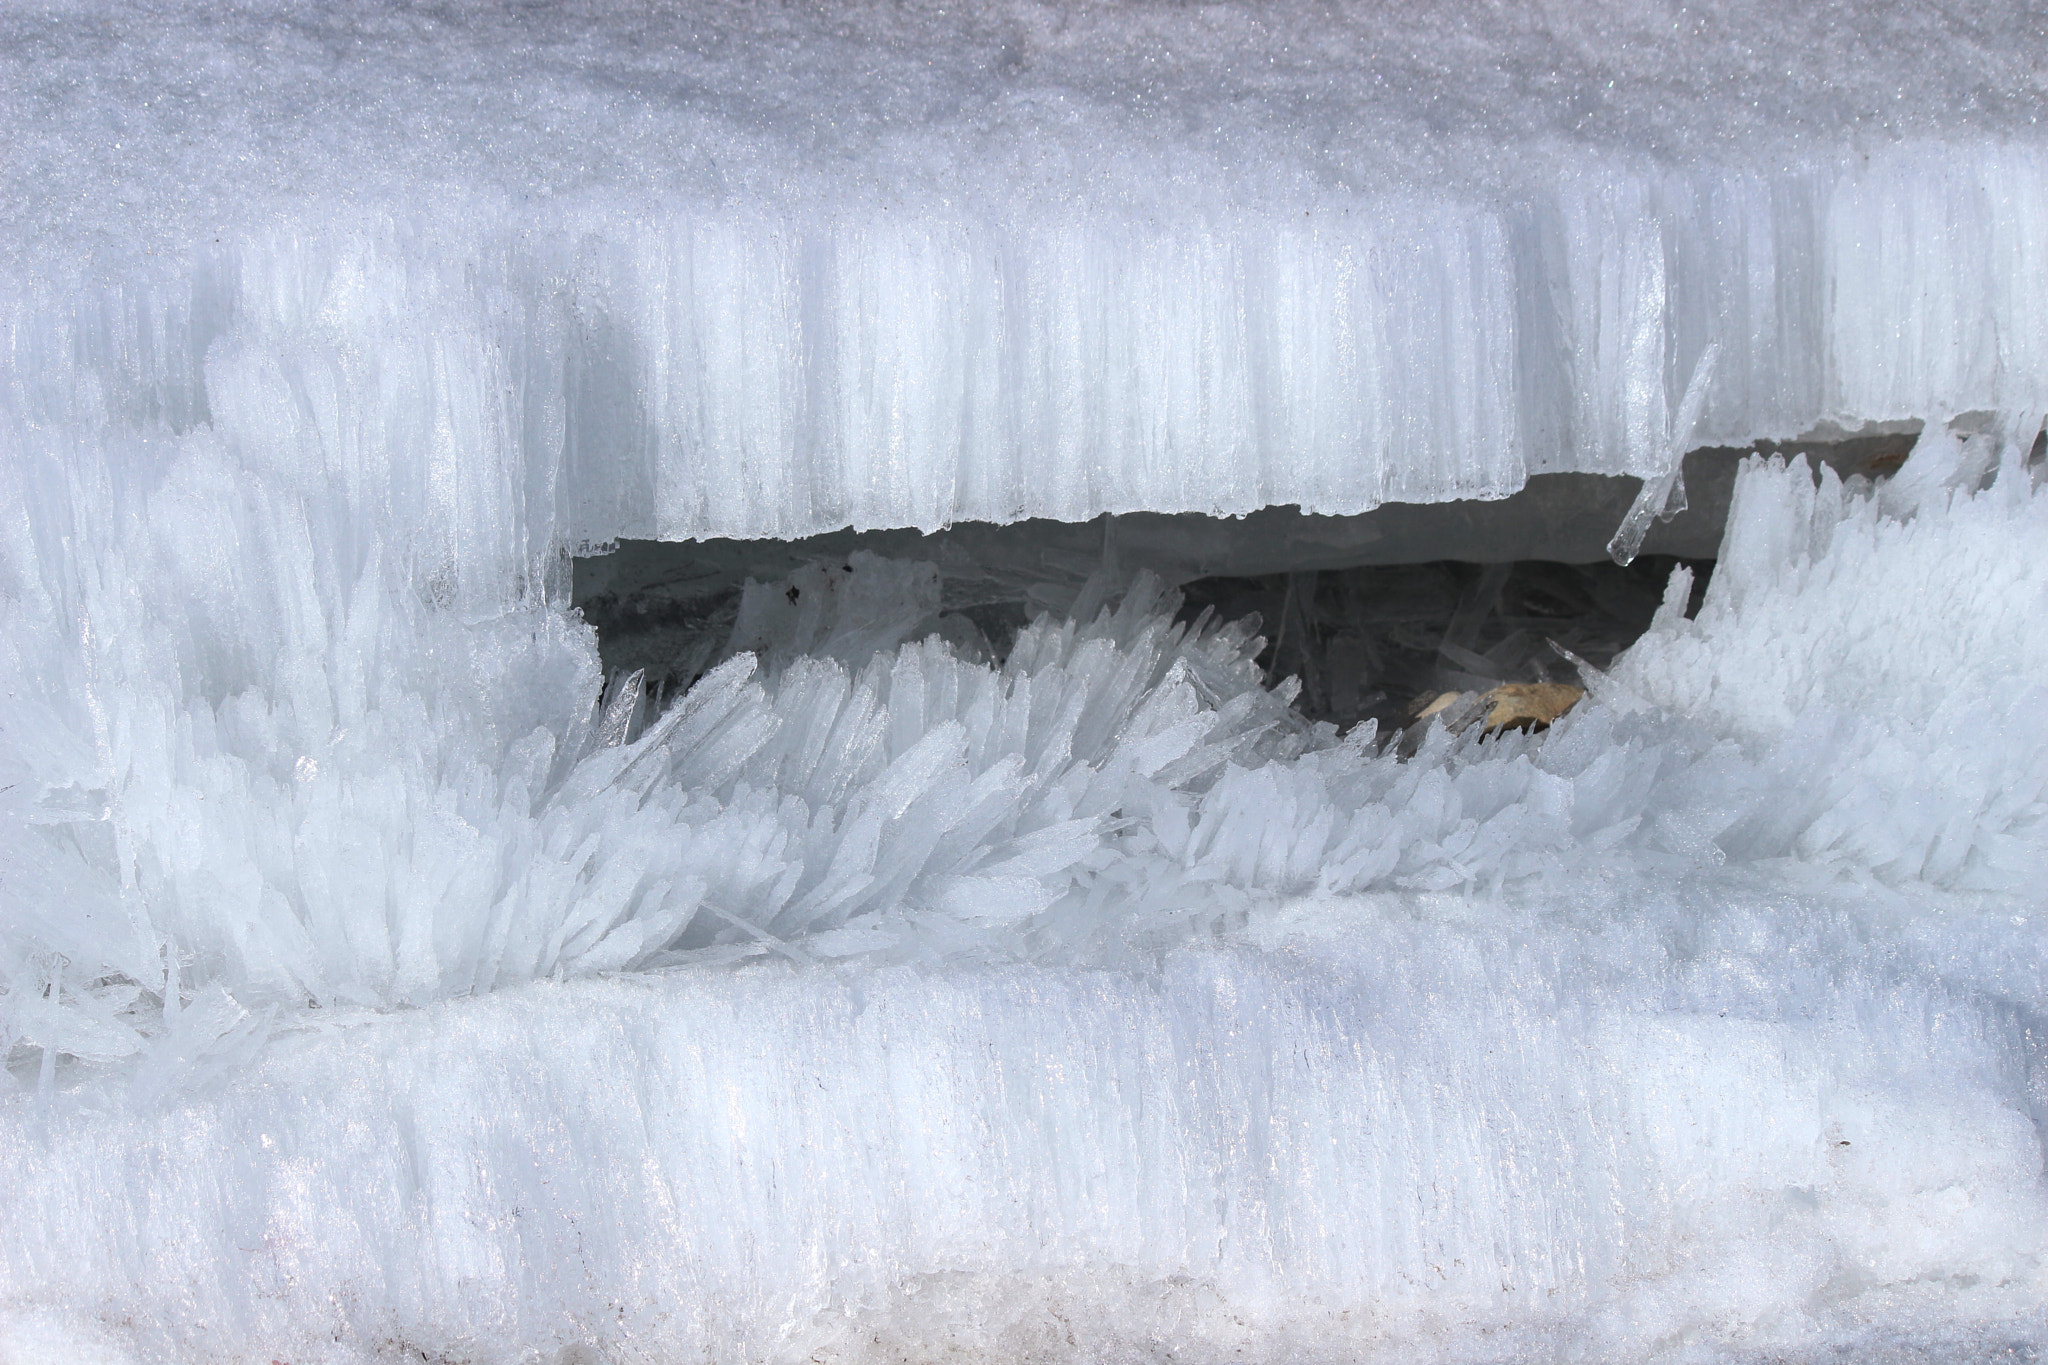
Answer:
[[1608, 341, 1719, 565]]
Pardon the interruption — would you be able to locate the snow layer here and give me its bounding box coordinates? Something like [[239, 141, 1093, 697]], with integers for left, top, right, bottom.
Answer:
[[7, 2, 2048, 535], [5, 927, 2047, 1365]]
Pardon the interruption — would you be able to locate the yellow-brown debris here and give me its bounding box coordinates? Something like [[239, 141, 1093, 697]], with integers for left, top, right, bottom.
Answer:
[[1409, 683, 1585, 736], [1479, 682, 1583, 733]]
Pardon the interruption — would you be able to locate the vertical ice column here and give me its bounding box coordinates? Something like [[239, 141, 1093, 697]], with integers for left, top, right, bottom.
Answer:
[[14, 145, 2048, 553], [1829, 144, 2048, 420], [572, 204, 1532, 539]]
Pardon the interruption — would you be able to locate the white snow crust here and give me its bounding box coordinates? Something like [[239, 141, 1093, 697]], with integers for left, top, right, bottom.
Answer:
[[6, 1, 2048, 535], [4, 2, 2048, 1361]]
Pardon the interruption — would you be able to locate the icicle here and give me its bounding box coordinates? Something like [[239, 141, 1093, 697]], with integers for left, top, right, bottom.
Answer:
[[1609, 342, 1721, 566]]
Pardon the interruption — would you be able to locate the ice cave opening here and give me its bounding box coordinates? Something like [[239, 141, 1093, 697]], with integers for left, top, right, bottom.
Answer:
[[573, 429, 1929, 735]]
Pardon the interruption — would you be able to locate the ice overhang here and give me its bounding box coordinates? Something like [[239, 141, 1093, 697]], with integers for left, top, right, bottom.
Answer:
[[6, 1, 2048, 553]]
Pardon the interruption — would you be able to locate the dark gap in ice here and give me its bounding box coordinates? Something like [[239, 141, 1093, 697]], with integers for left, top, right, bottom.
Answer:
[[574, 523, 1708, 732], [1175, 555, 1710, 730], [572, 434, 1915, 722]]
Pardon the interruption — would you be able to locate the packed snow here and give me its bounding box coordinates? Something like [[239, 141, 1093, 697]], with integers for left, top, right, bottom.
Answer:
[[3, 2, 2048, 1362]]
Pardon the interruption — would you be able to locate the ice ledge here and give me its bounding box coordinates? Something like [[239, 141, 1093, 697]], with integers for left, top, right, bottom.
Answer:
[[4, 929, 2044, 1364], [10, 2, 2048, 541], [11, 141, 2047, 550]]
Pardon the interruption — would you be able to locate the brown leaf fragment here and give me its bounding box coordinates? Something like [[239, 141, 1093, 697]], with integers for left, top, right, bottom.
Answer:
[[1405, 683, 1584, 746], [1480, 682, 1584, 734]]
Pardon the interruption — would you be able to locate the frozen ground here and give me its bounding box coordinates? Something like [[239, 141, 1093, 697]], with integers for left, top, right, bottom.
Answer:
[[3, 2, 2048, 1362]]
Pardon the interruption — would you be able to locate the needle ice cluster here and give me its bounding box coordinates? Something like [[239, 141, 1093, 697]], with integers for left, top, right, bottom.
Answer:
[[3, 443, 2047, 1362], [5, 2, 2048, 1359], [4, 430, 2045, 1077], [1608, 414, 2048, 887]]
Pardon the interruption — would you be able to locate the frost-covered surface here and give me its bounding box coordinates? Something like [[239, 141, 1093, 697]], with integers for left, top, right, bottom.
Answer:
[[6, 2, 2048, 534], [3, 444, 2047, 1361], [1608, 418, 2048, 889], [6, 2, 2048, 1360]]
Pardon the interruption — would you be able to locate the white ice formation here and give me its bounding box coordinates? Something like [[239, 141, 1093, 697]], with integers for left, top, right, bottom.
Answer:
[[4, 2, 2048, 1362], [7, 2, 2048, 539]]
